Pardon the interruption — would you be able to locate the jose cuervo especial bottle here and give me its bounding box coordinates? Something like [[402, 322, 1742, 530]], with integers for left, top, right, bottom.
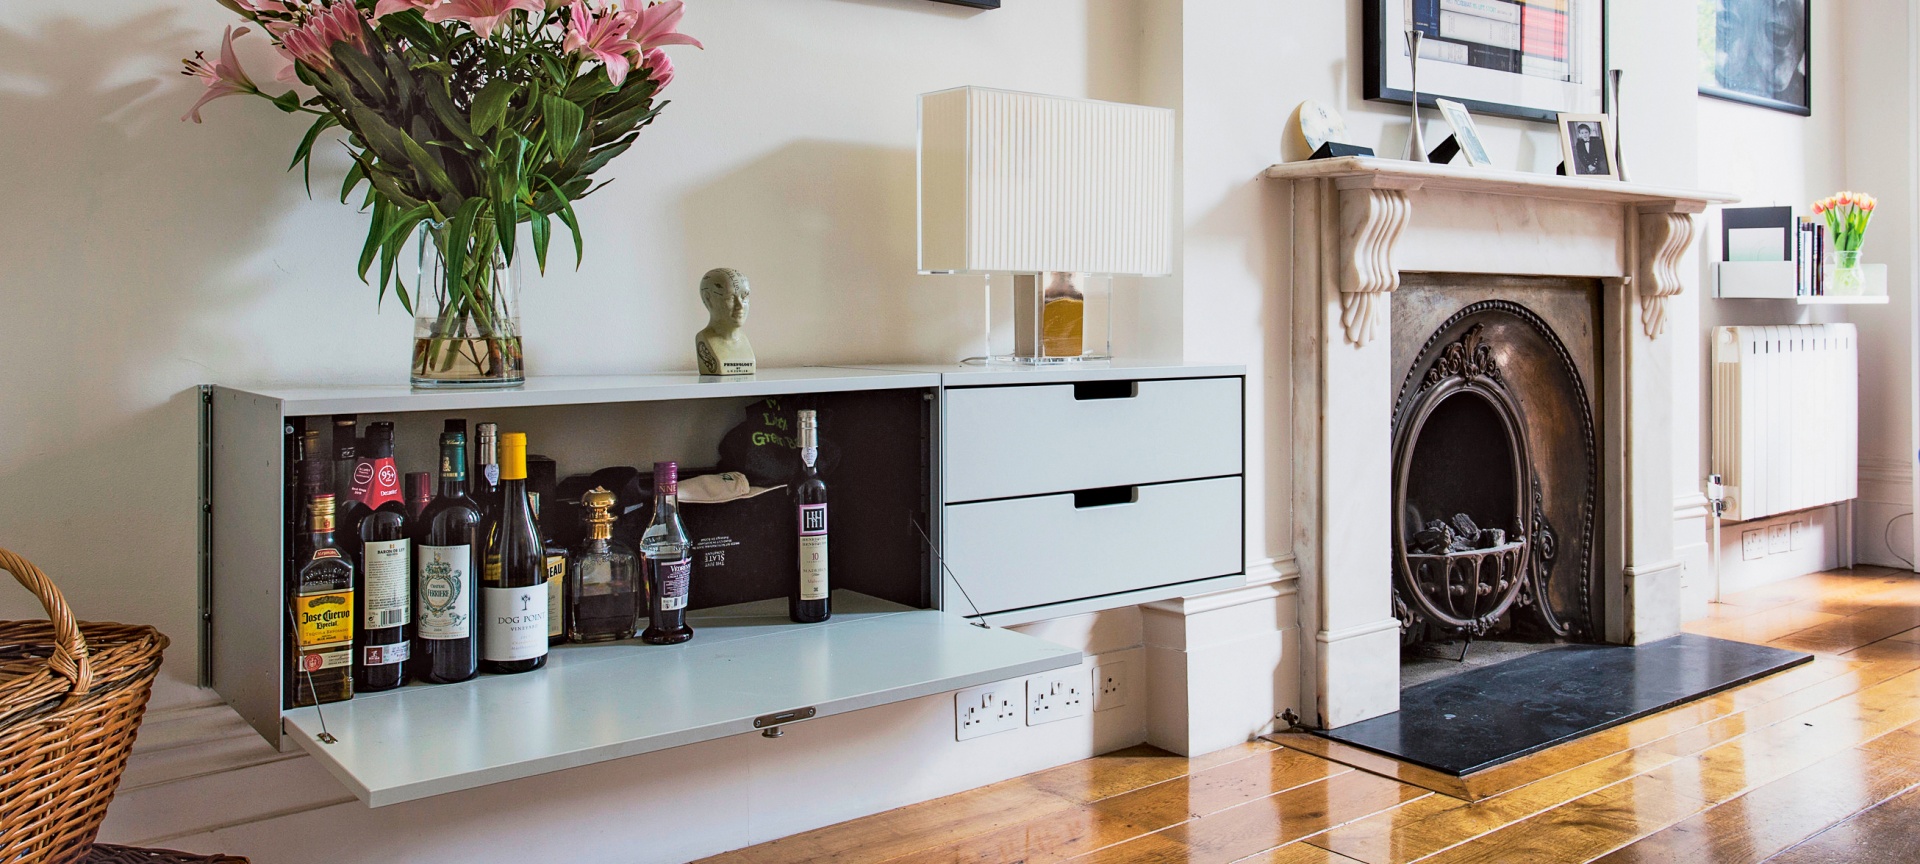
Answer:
[[791, 410, 831, 623], [290, 492, 354, 707], [481, 432, 549, 673], [414, 421, 482, 684], [640, 462, 695, 645]]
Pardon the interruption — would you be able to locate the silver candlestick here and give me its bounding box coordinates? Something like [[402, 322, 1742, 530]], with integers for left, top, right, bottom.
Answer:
[[1608, 69, 1630, 182], [1406, 30, 1429, 163]]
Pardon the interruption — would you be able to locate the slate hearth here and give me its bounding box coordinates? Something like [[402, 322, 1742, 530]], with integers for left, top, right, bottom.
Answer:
[[1316, 633, 1811, 776]]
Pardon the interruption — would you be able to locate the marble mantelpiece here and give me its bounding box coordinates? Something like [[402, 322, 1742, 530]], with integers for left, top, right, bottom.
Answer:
[[1265, 157, 1735, 729]]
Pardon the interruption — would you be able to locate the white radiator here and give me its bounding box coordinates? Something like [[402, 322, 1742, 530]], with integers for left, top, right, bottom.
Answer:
[[1712, 324, 1859, 522]]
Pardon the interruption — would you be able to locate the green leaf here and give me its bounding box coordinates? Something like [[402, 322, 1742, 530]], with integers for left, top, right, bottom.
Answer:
[[471, 78, 517, 137], [272, 89, 303, 113], [541, 94, 585, 163], [424, 79, 483, 150], [358, 199, 393, 283], [340, 161, 367, 206], [531, 211, 551, 274], [446, 196, 487, 311], [334, 46, 391, 106], [490, 135, 524, 263], [287, 113, 340, 196]]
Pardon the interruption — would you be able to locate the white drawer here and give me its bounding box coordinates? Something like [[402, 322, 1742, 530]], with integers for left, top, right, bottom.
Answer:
[[941, 476, 1243, 615], [942, 377, 1242, 503]]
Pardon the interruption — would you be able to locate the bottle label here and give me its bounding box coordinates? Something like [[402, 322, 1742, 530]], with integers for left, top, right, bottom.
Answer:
[[299, 648, 352, 672], [351, 456, 406, 510], [484, 464, 500, 487], [800, 535, 829, 601], [656, 557, 691, 612], [362, 538, 410, 629], [802, 446, 818, 469], [546, 554, 567, 639], [417, 545, 471, 640], [482, 585, 549, 661], [799, 503, 828, 536], [294, 591, 354, 649], [362, 641, 410, 666]]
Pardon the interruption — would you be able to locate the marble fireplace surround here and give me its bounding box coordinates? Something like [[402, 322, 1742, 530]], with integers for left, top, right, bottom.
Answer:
[[1264, 157, 1736, 729]]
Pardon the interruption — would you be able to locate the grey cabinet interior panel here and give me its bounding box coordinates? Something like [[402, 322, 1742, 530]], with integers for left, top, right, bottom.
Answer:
[[281, 590, 1080, 806], [207, 387, 289, 744]]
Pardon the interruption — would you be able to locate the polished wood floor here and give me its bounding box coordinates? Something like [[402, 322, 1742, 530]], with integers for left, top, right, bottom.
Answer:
[[705, 566, 1920, 864]]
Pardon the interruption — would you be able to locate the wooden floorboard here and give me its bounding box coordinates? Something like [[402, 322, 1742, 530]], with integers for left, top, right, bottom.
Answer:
[[714, 568, 1920, 864]]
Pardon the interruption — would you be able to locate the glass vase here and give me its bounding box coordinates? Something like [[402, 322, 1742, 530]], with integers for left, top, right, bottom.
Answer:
[[1833, 249, 1866, 296], [411, 219, 525, 389]]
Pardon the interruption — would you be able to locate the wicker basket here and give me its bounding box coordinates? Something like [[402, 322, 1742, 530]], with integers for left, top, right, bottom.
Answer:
[[84, 845, 249, 864], [0, 547, 169, 864]]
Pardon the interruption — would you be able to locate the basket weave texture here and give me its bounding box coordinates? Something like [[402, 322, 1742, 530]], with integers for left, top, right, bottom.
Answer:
[[0, 547, 169, 864], [83, 845, 249, 864]]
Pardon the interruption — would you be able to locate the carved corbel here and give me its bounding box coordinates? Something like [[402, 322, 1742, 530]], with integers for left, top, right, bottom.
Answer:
[[1336, 183, 1415, 346], [1635, 204, 1703, 339]]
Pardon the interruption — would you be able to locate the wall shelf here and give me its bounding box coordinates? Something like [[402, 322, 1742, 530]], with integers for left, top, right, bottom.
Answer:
[[283, 591, 1078, 807], [1798, 295, 1891, 306]]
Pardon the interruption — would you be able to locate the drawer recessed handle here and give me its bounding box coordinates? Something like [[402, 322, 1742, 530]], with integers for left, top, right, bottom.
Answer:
[[1073, 486, 1138, 509], [1074, 381, 1138, 401]]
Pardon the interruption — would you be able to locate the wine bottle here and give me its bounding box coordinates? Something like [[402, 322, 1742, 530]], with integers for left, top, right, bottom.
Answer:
[[569, 487, 639, 643], [473, 422, 501, 515], [530, 493, 569, 646], [353, 422, 411, 692], [405, 471, 433, 522], [413, 421, 481, 684], [481, 432, 549, 673], [331, 415, 367, 553], [791, 410, 831, 623], [640, 462, 695, 645], [289, 493, 354, 707]]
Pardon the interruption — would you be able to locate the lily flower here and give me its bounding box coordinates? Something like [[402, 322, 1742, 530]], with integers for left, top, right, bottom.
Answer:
[[641, 46, 674, 91], [425, 0, 544, 39], [628, 0, 701, 51], [373, 0, 442, 20], [565, 2, 642, 86], [278, 2, 369, 73], [181, 26, 258, 123]]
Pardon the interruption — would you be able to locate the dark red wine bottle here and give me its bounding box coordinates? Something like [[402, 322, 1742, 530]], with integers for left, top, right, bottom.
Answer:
[[353, 422, 411, 692], [791, 410, 831, 623], [640, 462, 694, 645], [413, 420, 481, 684]]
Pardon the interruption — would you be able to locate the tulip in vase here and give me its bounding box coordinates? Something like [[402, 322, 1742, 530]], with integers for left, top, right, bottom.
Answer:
[[1813, 191, 1877, 297], [183, 0, 701, 387]]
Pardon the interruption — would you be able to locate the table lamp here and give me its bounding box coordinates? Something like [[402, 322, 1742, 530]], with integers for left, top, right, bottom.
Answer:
[[918, 87, 1175, 364]]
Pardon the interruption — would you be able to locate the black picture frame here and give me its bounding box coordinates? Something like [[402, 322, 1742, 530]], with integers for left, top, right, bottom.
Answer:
[[1364, 0, 1610, 124], [1698, 0, 1811, 116], [928, 0, 999, 7]]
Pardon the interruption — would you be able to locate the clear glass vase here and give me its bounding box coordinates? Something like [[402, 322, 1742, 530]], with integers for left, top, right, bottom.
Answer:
[[1832, 249, 1866, 296], [410, 220, 525, 389]]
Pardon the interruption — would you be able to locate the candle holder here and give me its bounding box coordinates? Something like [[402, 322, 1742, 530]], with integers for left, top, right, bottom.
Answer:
[[1609, 69, 1630, 182], [1406, 30, 1429, 163]]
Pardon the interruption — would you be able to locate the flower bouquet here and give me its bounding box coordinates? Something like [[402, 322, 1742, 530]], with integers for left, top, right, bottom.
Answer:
[[184, 0, 700, 386], [1812, 191, 1877, 296]]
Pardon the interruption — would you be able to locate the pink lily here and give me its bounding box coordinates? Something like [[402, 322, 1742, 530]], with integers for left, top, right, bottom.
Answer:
[[565, 2, 642, 86], [372, 0, 442, 20], [278, 2, 368, 73], [641, 46, 674, 91], [181, 26, 258, 123], [627, 0, 701, 51], [424, 0, 543, 39]]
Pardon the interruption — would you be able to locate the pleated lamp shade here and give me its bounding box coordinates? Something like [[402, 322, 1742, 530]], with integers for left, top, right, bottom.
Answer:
[[918, 87, 1175, 277]]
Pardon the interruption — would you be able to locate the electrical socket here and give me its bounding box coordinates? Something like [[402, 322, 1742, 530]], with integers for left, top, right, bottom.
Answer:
[[1092, 661, 1128, 712], [1026, 668, 1091, 726], [1791, 520, 1808, 551], [1768, 523, 1791, 555], [954, 681, 1022, 741], [1742, 529, 1766, 561]]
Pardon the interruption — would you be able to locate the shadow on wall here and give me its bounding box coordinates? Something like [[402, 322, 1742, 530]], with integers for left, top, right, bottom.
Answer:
[[0, 11, 291, 674], [678, 139, 979, 366]]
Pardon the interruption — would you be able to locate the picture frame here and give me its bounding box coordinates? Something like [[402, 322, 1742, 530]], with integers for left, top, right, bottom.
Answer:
[[1557, 113, 1616, 179], [1436, 99, 1493, 167], [1698, 0, 1811, 115], [1365, 0, 1608, 123]]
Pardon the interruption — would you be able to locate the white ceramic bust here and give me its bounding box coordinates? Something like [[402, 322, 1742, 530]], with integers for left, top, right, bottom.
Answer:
[[695, 267, 756, 376]]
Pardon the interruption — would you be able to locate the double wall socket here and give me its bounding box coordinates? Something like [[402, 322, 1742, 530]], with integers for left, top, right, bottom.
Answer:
[[1026, 668, 1091, 726], [954, 682, 1022, 741]]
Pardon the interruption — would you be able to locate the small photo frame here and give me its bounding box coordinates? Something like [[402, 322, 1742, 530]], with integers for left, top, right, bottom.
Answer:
[[1435, 99, 1492, 168], [1557, 113, 1616, 180]]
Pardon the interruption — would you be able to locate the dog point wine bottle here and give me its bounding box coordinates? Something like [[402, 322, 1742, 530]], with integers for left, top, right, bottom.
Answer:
[[413, 421, 481, 684], [481, 432, 549, 673]]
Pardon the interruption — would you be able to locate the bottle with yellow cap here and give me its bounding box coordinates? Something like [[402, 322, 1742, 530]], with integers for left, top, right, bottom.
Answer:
[[480, 431, 549, 673]]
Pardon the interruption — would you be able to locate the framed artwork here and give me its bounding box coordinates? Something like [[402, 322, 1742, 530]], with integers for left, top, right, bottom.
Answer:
[[1557, 114, 1616, 179], [1698, 0, 1810, 115], [1365, 0, 1607, 123], [1436, 99, 1494, 167]]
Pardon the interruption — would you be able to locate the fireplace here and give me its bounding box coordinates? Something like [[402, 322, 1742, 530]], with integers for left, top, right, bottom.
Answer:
[[1265, 157, 1733, 729], [1391, 277, 1602, 647]]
